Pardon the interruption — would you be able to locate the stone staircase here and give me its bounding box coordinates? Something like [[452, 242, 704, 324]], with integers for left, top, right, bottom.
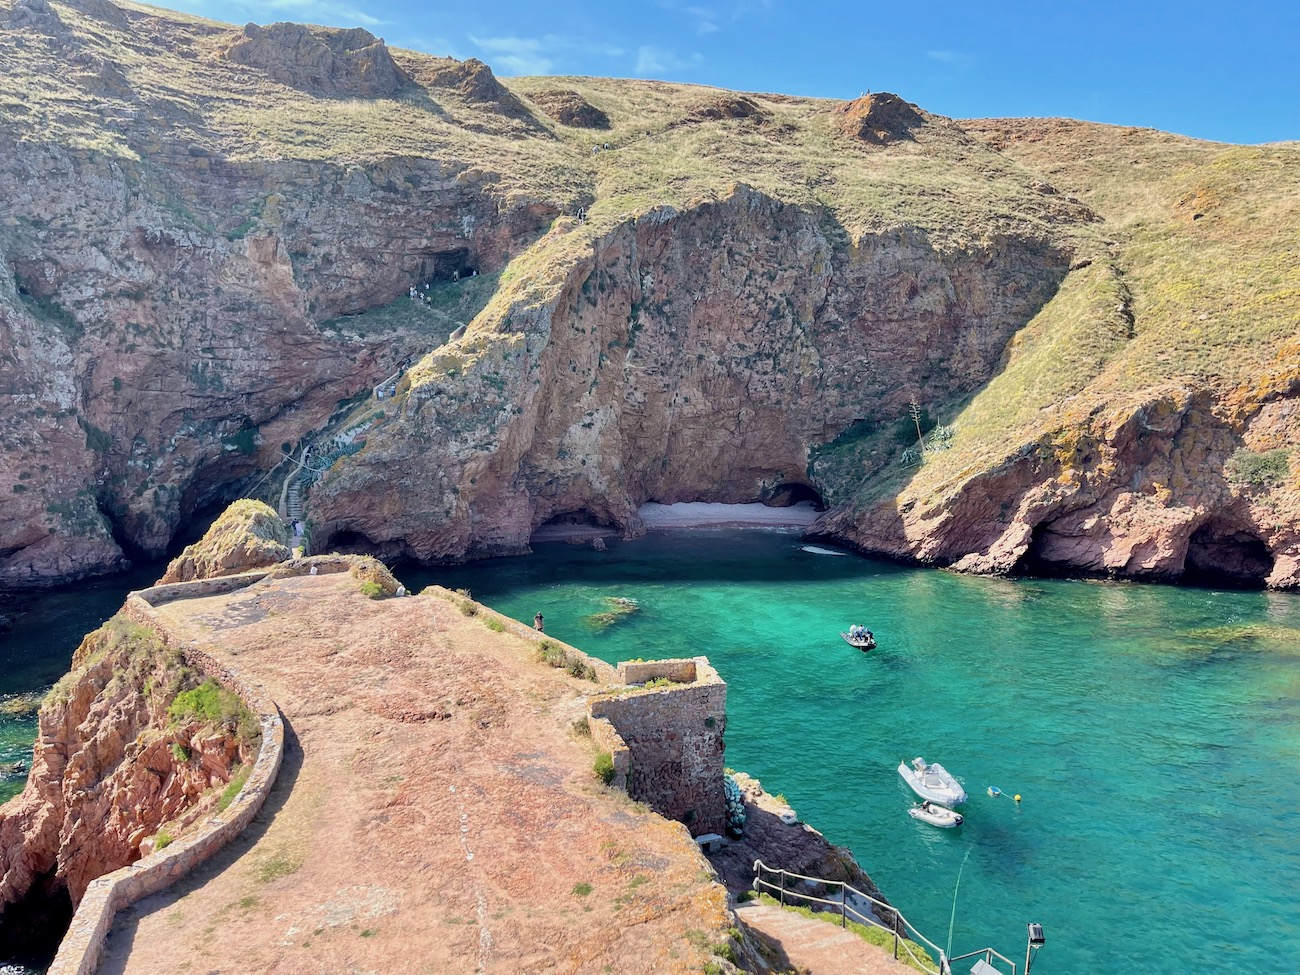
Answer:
[[735, 902, 916, 975]]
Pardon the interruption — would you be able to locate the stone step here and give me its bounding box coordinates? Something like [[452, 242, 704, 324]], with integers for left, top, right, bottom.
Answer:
[[734, 903, 914, 975]]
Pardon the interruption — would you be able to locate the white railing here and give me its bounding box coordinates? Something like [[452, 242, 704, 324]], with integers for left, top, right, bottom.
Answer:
[[750, 860, 1019, 975]]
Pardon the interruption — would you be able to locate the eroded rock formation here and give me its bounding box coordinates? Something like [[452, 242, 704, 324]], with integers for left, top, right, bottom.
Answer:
[[527, 88, 610, 129], [1, 1, 1297, 590], [222, 22, 407, 97], [158, 499, 290, 584], [0, 616, 254, 911], [308, 184, 1070, 562]]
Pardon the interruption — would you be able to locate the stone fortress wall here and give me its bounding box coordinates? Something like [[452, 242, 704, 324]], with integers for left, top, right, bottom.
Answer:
[[44, 572, 729, 972], [588, 658, 727, 837], [45, 571, 287, 975]]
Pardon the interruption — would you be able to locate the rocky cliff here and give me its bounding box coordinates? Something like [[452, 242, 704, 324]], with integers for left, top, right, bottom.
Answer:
[[0, 614, 255, 916], [1, 0, 1297, 589]]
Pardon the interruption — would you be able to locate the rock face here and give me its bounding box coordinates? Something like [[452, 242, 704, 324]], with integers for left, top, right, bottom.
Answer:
[[527, 89, 610, 129], [0, 616, 252, 911], [158, 499, 290, 584], [2, 2, 1298, 591], [836, 92, 926, 143], [309, 184, 1069, 562], [222, 23, 407, 98], [0, 5, 558, 588]]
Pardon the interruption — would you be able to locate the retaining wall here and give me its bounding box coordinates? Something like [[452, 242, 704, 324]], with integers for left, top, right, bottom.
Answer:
[[45, 576, 285, 975]]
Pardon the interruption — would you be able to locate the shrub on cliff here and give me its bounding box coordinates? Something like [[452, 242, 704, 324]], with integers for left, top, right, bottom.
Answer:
[[1227, 448, 1291, 488], [169, 678, 258, 745], [593, 751, 616, 785]]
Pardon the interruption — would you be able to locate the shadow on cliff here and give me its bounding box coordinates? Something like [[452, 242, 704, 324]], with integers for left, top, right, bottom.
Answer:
[[97, 718, 306, 975]]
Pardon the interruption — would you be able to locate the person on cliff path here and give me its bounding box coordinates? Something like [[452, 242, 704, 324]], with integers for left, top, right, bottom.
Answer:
[[534, 612, 544, 632]]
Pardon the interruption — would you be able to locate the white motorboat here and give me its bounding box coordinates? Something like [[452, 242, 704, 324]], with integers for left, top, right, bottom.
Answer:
[[908, 801, 963, 828], [898, 757, 968, 806]]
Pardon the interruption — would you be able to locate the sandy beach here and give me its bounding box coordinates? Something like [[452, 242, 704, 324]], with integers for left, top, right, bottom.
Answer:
[[637, 501, 821, 529]]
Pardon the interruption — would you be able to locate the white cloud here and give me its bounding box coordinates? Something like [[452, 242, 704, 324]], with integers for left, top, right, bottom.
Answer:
[[635, 45, 704, 76], [686, 5, 720, 33], [467, 33, 625, 76], [173, 0, 386, 29]]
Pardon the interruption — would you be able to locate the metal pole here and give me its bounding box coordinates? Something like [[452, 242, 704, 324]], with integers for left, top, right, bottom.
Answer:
[[780, 870, 786, 906], [841, 883, 847, 928]]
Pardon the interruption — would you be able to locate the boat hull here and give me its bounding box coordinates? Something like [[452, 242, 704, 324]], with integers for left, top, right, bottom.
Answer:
[[898, 759, 968, 806], [840, 632, 876, 651], [908, 804, 963, 828]]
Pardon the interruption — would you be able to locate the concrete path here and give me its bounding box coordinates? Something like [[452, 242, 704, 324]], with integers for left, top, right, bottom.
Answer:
[[735, 902, 917, 975]]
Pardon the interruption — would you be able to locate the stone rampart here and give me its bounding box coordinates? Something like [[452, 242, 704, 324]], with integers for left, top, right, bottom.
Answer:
[[589, 658, 727, 836], [45, 577, 284, 975], [419, 585, 620, 684]]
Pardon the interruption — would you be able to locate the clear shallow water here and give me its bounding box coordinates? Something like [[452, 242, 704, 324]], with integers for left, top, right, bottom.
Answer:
[[410, 529, 1300, 975]]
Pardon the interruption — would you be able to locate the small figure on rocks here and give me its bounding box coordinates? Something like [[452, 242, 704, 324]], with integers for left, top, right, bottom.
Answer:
[[534, 612, 545, 632], [310, 564, 318, 576]]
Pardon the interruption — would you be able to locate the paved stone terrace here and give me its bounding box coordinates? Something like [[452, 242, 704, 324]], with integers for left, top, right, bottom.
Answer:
[[97, 573, 733, 974]]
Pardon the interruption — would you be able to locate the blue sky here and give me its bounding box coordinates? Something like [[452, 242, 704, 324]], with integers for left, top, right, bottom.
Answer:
[[164, 0, 1299, 144]]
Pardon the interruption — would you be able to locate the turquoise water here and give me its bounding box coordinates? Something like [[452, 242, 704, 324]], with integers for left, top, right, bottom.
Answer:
[[411, 529, 1300, 975]]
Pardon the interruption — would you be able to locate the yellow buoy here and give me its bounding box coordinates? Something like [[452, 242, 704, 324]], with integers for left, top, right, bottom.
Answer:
[[1014, 794, 1022, 803]]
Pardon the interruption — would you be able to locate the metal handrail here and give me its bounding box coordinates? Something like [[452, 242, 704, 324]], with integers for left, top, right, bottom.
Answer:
[[949, 947, 1019, 974], [750, 860, 1017, 975], [752, 859, 948, 974]]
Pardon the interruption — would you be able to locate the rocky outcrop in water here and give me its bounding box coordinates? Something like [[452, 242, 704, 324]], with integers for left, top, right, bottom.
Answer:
[[0, 617, 253, 910]]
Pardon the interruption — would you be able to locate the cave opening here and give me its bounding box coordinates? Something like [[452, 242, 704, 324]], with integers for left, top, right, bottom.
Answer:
[[763, 483, 826, 511], [1184, 521, 1273, 589], [425, 249, 476, 283], [0, 871, 73, 973], [530, 509, 620, 543], [324, 529, 378, 553], [1013, 521, 1074, 579]]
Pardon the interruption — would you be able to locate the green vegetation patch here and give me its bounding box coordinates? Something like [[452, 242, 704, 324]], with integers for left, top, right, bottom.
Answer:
[[169, 677, 258, 745], [593, 751, 616, 785], [1226, 448, 1291, 488], [217, 764, 252, 812]]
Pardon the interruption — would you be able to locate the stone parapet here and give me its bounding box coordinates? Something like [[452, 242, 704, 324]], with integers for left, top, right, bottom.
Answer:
[[419, 585, 620, 684], [45, 577, 285, 975], [589, 657, 727, 836]]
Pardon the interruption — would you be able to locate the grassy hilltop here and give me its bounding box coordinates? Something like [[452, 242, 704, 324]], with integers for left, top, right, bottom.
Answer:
[[1, 0, 1298, 586]]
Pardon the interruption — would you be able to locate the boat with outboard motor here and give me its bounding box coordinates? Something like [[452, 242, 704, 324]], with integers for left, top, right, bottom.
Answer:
[[898, 756, 968, 806], [841, 624, 876, 650], [907, 801, 963, 828]]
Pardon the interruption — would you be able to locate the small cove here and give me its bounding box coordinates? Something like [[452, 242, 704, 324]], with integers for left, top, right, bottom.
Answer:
[[2, 531, 1299, 973], [411, 529, 1300, 975]]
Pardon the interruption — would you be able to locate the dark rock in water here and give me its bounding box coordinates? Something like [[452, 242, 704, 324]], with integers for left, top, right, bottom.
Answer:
[[223, 22, 408, 98], [591, 537, 607, 552]]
